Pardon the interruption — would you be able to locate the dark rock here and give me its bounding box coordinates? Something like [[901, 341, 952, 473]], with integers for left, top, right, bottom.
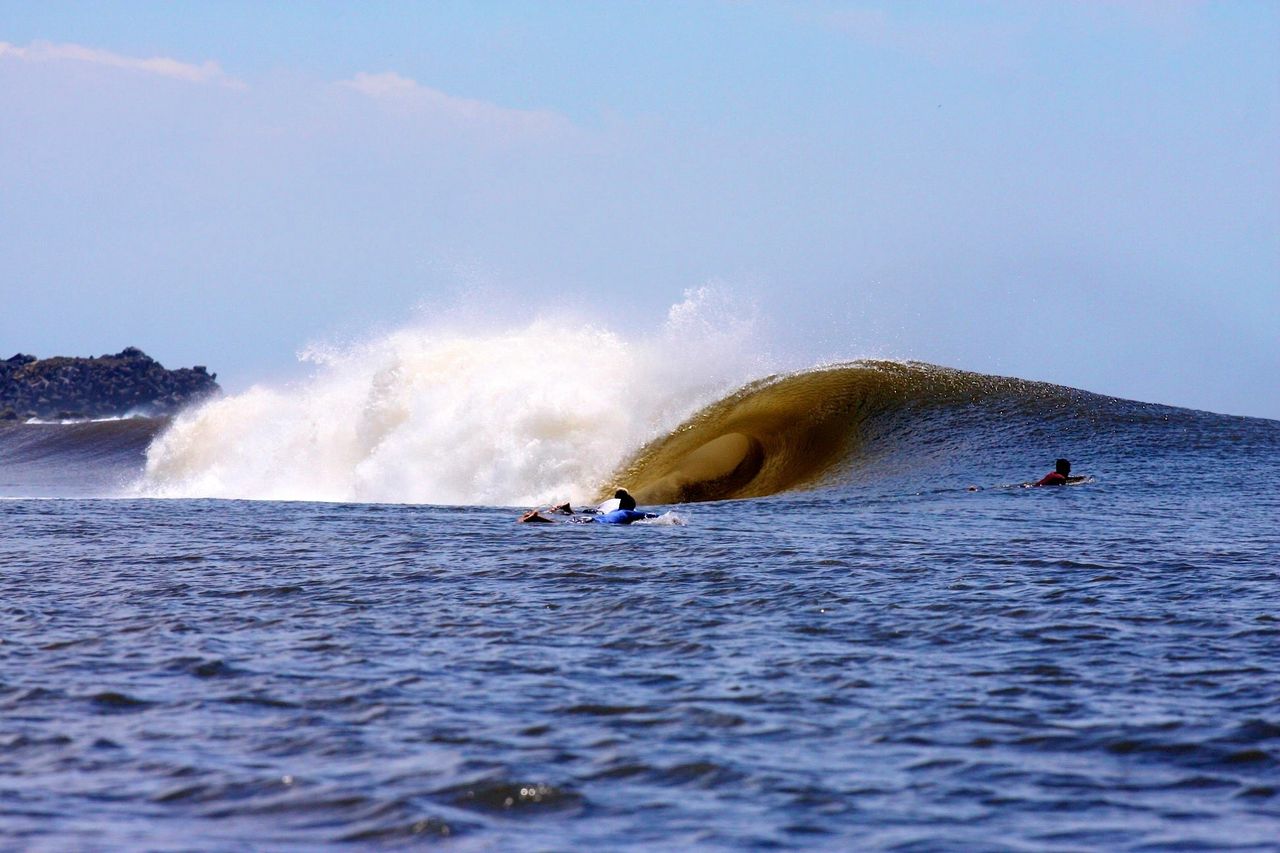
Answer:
[[0, 348, 220, 420]]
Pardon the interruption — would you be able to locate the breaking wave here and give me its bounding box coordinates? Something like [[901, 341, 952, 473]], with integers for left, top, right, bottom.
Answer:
[[6, 291, 1269, 504], [133, 289, 769, 505]]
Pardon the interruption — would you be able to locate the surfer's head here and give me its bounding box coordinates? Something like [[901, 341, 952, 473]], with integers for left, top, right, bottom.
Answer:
[[1055, 458, 1071, 476], [614, 488, 637, 510]]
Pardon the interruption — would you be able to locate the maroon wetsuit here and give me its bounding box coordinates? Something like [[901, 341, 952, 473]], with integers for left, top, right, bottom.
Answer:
[[1035, 471, 1068, 486]]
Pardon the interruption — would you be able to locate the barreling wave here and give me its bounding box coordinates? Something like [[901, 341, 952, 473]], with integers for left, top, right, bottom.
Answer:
[[132, 348, 1236, 507], [7, 296, 1269, 503], [602, 360, 1120, 503]]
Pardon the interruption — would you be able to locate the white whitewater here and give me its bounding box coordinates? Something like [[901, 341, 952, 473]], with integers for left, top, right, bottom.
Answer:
[[135, 289, 768, 506]]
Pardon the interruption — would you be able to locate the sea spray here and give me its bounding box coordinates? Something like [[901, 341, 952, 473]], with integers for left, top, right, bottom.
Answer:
[[135, 289, 769, 505]]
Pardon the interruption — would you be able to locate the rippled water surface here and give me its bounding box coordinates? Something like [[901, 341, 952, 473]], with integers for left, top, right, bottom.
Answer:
[[4, 461, 1279, 850]]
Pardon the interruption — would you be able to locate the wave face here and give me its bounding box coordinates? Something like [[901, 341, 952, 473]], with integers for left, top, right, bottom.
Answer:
[[607, 360, 1096, 503], [609, 359, 1280, 503], [133, 292, 766, 505]]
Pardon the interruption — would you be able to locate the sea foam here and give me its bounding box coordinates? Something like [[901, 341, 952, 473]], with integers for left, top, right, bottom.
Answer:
[[134, 288, 766, 506]]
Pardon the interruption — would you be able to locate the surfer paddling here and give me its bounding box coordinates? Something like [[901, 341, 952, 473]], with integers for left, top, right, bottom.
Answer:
[[1031, 458, 1086, 487], [518, 488, 656, 524], [518, 501, 574, 523]]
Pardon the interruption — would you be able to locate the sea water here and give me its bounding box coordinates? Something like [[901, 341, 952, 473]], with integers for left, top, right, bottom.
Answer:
[[1, 313, 1278, 849]]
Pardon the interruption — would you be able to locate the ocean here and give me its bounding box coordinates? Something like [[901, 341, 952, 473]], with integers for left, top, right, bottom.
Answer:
[[2, 340, 1278, 849]]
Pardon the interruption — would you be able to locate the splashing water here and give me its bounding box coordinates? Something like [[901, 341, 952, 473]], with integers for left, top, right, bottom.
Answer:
[[135, 289, 768, 506]]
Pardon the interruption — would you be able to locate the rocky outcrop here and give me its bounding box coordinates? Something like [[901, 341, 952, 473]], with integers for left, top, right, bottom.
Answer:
[[0, 348, 220, 420]]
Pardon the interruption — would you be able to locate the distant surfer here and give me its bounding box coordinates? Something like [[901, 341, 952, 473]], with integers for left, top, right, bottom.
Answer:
[[1032, 458, 1085, 487]]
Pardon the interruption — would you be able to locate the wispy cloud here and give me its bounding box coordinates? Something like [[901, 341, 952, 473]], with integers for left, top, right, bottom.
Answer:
[[338, 71, 568, 135], [0, 40, 244, 88]]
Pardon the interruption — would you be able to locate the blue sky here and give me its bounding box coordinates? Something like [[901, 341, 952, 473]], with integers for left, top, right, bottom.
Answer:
[[2, 1, 1277, 417]]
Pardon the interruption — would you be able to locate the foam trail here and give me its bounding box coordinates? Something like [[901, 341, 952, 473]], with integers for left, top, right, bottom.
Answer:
[[134, 289, 766, 506]]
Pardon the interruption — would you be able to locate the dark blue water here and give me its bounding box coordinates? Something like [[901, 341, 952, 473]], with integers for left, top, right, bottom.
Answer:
[[3, 375, 1279, 849], [4, 425, 1279, 849]]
